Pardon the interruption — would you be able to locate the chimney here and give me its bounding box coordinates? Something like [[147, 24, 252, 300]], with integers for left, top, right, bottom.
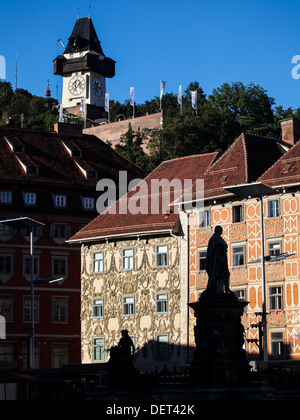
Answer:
[[53, 122, 82, 136], [280, 118, 300, 145]]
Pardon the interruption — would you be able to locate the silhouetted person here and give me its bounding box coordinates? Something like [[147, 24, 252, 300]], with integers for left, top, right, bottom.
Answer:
[[206, 225, 231, 294]]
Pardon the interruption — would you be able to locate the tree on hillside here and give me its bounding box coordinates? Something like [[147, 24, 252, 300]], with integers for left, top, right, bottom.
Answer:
[[0, 81, 58, 130], [115, 123, 150, 170]]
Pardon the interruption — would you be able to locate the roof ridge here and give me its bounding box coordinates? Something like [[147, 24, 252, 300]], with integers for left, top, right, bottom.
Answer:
[[241, 133, 249, 183], [243, 131, 280, 142], [159, 151, 218, 165], [203, 132, 245, 176]]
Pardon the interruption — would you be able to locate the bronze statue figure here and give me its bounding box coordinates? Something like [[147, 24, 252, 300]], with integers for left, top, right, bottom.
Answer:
[[205, 225, 231, 294]]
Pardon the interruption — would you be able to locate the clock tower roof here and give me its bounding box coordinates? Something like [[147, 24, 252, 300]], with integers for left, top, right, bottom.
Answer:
[[64, 17, 104, 55]]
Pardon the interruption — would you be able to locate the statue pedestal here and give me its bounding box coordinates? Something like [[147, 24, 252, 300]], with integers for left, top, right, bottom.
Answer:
[[189, 291, 250, 386]]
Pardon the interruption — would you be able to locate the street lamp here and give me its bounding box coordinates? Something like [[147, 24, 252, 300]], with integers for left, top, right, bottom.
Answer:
[[0, 217, 47, 370], [224, 182, 278, 366]]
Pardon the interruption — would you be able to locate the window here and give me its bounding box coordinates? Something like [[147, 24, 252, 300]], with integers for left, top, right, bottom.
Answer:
[[268, 199, 280, 218], [55, 195, 66, 207], [233, 246, 245, 266], [0, 296, 13, 321], [232, 205, 243, 223], [199, 251, 207, 271], [0, 191, 12, 204], [21, 226, 43, 238], [233, 289, 245, 301], [156, 293, 168, 314], [271, 332, 284, 356], [52, 297, 68, 323], [93, 252, 104, 273], [93, 298, 104, 318], [24, 193, 36, 205], [156, 334, 169, 361], [0, 256, 12, 274], [83, 197, 94, 210], [23, 297, 39, 323], [268, 242, 281, 257], [123, 296, 135, 316], [50, 223, 70, 239], [52, 258, 67, 277], [199, 210, 210, 227], [156, 245, 168, 268], [23, 256, 39, 277], [0, 224, 15, 236], [52, 346, 68, 368], [0, 344, 13, 361], [122, 248, 134, 271], [269, 286, 282, 310], [93, 337, 105, 361]]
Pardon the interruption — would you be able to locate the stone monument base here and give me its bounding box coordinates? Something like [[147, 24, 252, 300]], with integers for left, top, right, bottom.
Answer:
[[189, 291, 250, 386]]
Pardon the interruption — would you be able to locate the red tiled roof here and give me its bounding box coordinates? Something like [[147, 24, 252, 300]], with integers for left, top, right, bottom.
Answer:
[[202, 133, 286, 199], [258, 139, 300, 187], [68, 152, 218, 242], [0, 126, 146, 186]]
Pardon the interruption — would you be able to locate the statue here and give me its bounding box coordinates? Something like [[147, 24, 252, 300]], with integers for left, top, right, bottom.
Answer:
[[108, 330, 136, 390], [205, 225, 231, 294], [118, 329, 135, 363], [189, 225, 250, 385]]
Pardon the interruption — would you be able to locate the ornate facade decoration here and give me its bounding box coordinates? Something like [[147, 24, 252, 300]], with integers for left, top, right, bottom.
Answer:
[[80, 236, 183, 370]]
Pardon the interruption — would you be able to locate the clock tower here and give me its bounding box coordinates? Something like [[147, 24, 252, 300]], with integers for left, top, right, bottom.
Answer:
[[54, 17, 115, 120]]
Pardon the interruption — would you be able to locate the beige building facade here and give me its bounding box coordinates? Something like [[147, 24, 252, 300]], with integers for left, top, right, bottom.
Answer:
[[80, 235, 183, 370]]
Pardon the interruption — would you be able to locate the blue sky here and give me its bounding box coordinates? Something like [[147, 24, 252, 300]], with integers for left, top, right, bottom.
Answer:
[[1, 0, 300, 109]]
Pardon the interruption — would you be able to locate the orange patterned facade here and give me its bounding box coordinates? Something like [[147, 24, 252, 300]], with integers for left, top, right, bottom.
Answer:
[[186, 120, 300, 364], [188, 195, 300, 362]]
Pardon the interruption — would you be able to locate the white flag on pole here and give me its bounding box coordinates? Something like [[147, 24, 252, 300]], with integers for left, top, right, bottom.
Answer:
[[59, 105, 64, 122], [81, 99, 86, 117], [160, 81, 166, 99], [129, 86, 134, 106], [105, 92, 109, 113], [177, 84, 182, 105], [191, 91, 197, 110]]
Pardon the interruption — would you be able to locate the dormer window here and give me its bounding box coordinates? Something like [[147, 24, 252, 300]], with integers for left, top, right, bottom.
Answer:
[[14, 154, 39, 175], [61, 141, 82, 158], [5, 136, 25, 153], [24, 193, 37, 206], [83, 197, 95, 210], [55, 195, 66, 208], [0, 192, 12, 204], [74, 160, 97, 179]]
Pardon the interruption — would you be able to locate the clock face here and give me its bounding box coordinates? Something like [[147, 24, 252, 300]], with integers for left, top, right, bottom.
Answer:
[[68, 75, 85, 96], [93, 76, 103, 97]]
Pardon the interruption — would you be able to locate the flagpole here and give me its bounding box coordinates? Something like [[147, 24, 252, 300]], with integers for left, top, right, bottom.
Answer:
[[130, 86, 135, 118], [105, 93, 110, 123], [160, 80, 162, 111], [178, 84, 182, 116], [160, 81, 166, 111], [191, 90, 197, 116]]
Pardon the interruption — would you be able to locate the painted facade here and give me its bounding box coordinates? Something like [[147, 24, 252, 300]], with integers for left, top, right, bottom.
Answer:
[[186, 120, 300, 363], [80, 235, 183, 370], [188, 195, 300, 361]]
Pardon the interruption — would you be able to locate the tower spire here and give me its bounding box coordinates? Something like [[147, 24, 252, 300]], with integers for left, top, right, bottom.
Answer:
[[45, 79, 51, 98]]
